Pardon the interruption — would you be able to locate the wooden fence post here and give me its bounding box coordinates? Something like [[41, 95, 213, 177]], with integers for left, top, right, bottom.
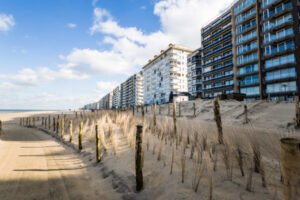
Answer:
[[42, 117, 44, 127], [0, 120, 2, 134], [193, 102, 196, 117], [159, 105, 161, 115], [61, 119, 64, 138], [281, 138, 300, 200], [173, 101, 177, 136], [96, 124, 101, 162], [56, 116, 59, 134], [168, 103, 170, 116], [53, 117, 55, 132], [153, 103, 157, 127], [48, 115, 50, 130], [213, 98, 223, 144], [135, 125, 143, 191], [69, 120, 73, 142], [141, 104, 145, 120], [179, 102, 181, 117], [79, 122, 83, 150], [132, 106, 135, 116], [244, 105, 249, 124]]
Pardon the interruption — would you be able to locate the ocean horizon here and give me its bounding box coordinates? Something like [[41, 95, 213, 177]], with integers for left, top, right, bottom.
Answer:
[[0, 109, 59, 113]]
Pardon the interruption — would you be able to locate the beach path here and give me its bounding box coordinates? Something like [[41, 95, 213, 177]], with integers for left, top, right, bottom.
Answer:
[[0, 124, 118, 200]]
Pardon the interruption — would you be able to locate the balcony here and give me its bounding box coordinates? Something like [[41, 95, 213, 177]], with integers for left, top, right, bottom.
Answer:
[[203, 53, 233, 67], [203, 33, 232, 51], [203, 74, 233, 84], [202, 63, 233, 75], [203, 84, 234, 91], [192, 81, 203, 86], [202, 24, 232, 44], [202, 15, 231, 36], [202, 44, 232, 59]]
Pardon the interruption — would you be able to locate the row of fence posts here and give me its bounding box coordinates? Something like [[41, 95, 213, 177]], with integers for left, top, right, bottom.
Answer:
[[16, 107, 300, 197]]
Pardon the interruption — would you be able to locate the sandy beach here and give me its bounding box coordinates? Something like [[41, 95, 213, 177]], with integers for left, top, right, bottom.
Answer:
[[0, 99, 299, 200]]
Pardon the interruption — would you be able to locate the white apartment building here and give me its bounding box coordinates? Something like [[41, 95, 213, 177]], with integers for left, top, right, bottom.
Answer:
[[143, 44, 194, 105], [121, 71, 144, 108], [112, 85, 121, 109]]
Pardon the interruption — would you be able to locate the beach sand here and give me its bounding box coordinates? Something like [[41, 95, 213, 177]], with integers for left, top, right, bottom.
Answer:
[[0, 99, 299, 200]]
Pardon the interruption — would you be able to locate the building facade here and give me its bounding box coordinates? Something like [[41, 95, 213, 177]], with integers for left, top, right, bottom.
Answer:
[[143, 44, 194, 105], [187, 48, 203, 99], [201, 9, 234, 98], [120, 71, 144, 108], [112, 85, 121, 109], [191, 0, 299, 100]]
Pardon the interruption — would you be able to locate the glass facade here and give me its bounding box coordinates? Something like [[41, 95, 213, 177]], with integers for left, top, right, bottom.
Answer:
[[264, 40, 294, 56], [237, 30, 257, 44], [240, 74, 259, 85], [240, 86, 260, 95], [265, 54, 295, 69], [237, 52, 258, 65], [238, 64, 258, 75], [266, 81, 297, 93], [265, 68, 296, 81]]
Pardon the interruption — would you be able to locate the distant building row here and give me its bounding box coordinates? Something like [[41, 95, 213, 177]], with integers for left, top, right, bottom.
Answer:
[[84, 0, 300, 109]]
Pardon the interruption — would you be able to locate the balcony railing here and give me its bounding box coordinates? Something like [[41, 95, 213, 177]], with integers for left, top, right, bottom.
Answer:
[[203, 33, 232, 50]]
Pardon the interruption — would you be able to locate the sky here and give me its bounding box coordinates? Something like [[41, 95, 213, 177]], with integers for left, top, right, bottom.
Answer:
[[0, 0, 235, 110]]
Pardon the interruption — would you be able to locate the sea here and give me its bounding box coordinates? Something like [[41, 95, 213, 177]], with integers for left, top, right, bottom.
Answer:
[[0, 109, 55, 114]]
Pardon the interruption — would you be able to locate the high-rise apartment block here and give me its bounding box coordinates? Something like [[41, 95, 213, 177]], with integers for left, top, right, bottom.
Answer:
[[143, 44, 194, 105], [189, 0, 300, 100], [120, 72, 144, 108]]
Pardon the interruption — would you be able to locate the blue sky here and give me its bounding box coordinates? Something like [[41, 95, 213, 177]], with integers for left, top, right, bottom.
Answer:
[[0, 0, 234, 110]]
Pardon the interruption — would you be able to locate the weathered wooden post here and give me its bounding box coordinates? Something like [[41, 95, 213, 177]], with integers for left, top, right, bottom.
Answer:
[[132, 106, 135, 116], [69, 120, 73, 142], [95, 124, 101, 162], [213, 98, 223, 144], [79, 122, 83, 150], [244, 104, 249, 124], [53, 117, 55, 132], [168, 103, 170, 116], [173, 101, 177, 137], [33, 117, 36, 127], [159, 105, 161, 115], [0, 120, 2, 134], [20, 118, 22, 126], [141, 104, 145, 120], [145, 105, 148, 113], [295, 96, 300, 127], [153, 103, 157, 127], [56, 116, 59, 134], [281, 138, 300, 200], [179, 102, 181, 117], [61, 119, 64, 138], [44, 118, 47, 129], [135, 125, 143, 191], [48, 115, 51, 130], [42, 117, 44, 127], [193, 102, 196, 117]]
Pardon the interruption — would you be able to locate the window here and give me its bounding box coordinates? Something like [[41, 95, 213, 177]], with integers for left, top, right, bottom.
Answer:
[[263, 14, 292, 31], [237, 52, 258, 65], [264, 41, 294, 56], [214, 73, 222, 78], [236, 19, 256, 34], [237, 30, 257, 44], [236, 8, 256, 24], [237, 41, 257, 55], [266, 81, 297, 93], [264, 27, 293, 44], [238, 64, 258, 75], [265, 54, 295, 69], [240, 86, 260, 95], [214, 82, 223, 87], [240, 75, 259, 85], [234, 0, 256, 15], [225, 80, 234, 85], [265, 68, 296, 81], [225, 70, 233, 76]]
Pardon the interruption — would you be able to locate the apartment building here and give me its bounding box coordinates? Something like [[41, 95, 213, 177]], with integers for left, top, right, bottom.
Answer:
[[120, 71, 144, 108], [201, 9, 235, 98], [187, 48, 203, 99], [191, 0, 299, 100], [99, 92, 113, 110], [143, 44, 194, 105], [112, 85, 121, 109]]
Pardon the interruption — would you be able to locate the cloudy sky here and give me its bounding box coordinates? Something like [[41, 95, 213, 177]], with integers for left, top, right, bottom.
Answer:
[[0, 0, 234, 110]]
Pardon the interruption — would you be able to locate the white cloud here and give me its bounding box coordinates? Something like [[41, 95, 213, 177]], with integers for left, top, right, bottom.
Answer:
[[67, 23, 77, 28], [92, 0, 99, 6], [96, 80, 119, 97], [0, 13, 15, 32]]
